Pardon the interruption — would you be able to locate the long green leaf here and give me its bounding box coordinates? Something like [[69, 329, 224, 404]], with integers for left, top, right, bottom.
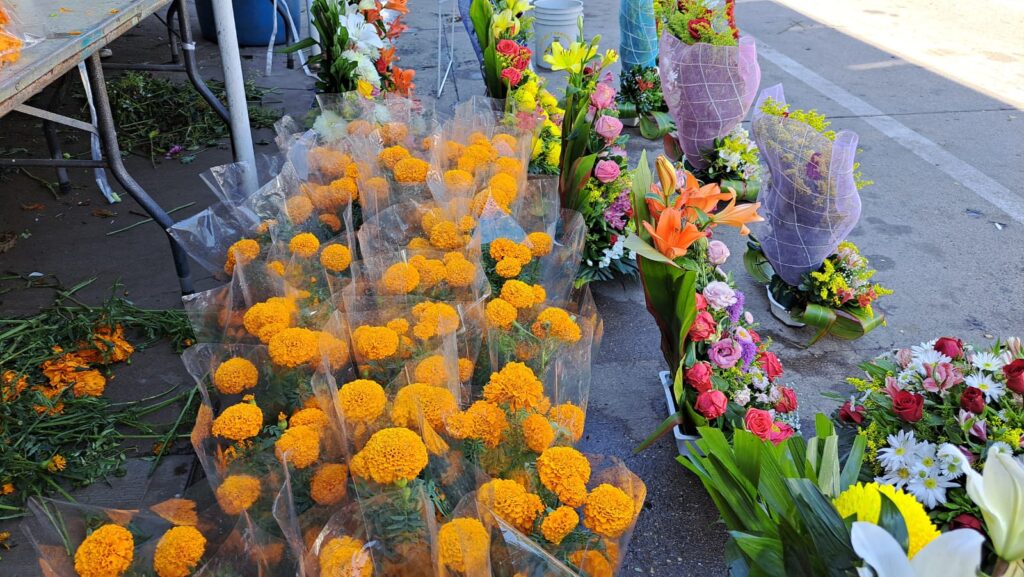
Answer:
[[277, 37, 317, 53], [624, 234, 678, 267], [785, 479, 857, 575], [631, 151, 652, 242], [633, 412, 685, 453], [639, 110, 675, 139], [730, 532, 785, 577], [839, 435, 867, 491], [877, 492, 909, 554]]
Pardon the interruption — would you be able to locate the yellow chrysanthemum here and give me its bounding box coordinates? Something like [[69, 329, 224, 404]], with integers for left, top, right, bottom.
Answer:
[[286, 195, 314, 224], [413, 355, 451, 387], [274, 424, 321, 469], [153, 526, 206, 577], [438, 517, 490, 574], [445, 401, 508, 449], [289, 232, 321, 258], [485, 298, 517, 330], [484, 362, 544, 412], [412, 302, 460, 340], [290, 407, 329, 436], [549, 403, 586, 442], [390, 383, 458, 431], [268, 327, 320, 368], [532, 307, 581, 343], [525, 232, 553, 257], [74, 524, 134, 577], [584, 483, 635, 538], [394, 157, 430, 184], [536, 446, 591, 507], [149, 498, 198, 527], [216, 474, 261, 515], [310, 463, 348, 506], [350, 427, 428, 485], [224, 238, 260, 275], [211, 400, 263, 441], [378, 145, 411, 169], [351, 326, 400, 361], [499, 280, 536, 309], [522, 413, 555, 453], [213, 358, 259, 395], [476, 479, 544, 533], [319, 536, 373, 577], [833, 482, 940, 558], [381, 262, 420, 294], [338, 379, 387, 424], [541, 506, 579, 545], [320, 244, 353, 273]]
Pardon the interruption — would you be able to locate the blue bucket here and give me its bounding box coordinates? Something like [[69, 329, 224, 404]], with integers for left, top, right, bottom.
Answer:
[[196, 0, 302, 47]]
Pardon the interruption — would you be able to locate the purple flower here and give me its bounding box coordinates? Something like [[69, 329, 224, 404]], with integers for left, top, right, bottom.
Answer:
[[805, 152, 822, 180], [726, 291, 746, 324], [165, 145, 185, 159], [739, 338, 758, 372], [709, 338, 742, 369], [603, 191, 631, 230]]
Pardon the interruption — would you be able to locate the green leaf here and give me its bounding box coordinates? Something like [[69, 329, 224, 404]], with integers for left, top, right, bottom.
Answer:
[[839, 435, 867, 491], [565, 153, 598, 211], [785, 479, 857, 575], [639, 111, 675, 140], [469, 0, 492, 55], [633, 411, 685, 453], [630, 151, 652, 242], [744, 245, 774, 284], [617, 100, 638, 119], [624, 234, 678, 268], [731, 532, 785, 577], [817, 435, 840, 498], [733, 430, 763, 486], [276, 37, 317, 53], [877, 492, 909, 554]]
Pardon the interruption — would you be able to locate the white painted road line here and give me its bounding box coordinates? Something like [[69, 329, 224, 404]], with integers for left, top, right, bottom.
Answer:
[[754, 38, 1024, 225]]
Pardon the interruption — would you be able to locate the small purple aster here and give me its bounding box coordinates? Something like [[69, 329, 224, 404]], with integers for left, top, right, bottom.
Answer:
[[739, 338, 758, 372], [727, 290, 746, 324]]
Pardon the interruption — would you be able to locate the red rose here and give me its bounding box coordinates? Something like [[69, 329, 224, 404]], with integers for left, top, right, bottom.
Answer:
[[768, 422, 795, 445], [1003, 358, 1024, 394], [687, 311, 716, 342], [892, 390, 924, 422], [744, 408, 773, 440], [758, 351, 784, 382], [695, 390, 727, 420], [960, 386, 986, 414], [774, 386, 798, 413], [500, 67, 523, 87], [694, 293, 708, 310], [496, 39, 519, 57], [748, 330, 761, 343], [933, 337, 964, 359], [685, 362, 713, 393], [838, 401, 865, 425], [513, 54, 531, 71], [949, 513, 984, 534]]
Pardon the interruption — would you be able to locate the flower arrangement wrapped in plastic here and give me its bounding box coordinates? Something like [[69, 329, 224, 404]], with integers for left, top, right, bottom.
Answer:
[[743, 84, 889, 343]]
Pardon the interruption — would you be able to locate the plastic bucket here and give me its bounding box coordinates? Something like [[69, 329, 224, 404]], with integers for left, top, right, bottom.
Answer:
[[196, 0, 301, 47], [533, 0, 584, 69]]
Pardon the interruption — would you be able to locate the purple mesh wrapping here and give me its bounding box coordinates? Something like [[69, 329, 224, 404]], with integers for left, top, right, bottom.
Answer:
[[752, 84, 862, 286], [659, 34, 761, 170]]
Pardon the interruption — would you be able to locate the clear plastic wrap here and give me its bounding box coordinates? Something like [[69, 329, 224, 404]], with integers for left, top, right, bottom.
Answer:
[[659, 34, 761, 170], [0, 4, 40, 67], [751, 84, 862, 285]]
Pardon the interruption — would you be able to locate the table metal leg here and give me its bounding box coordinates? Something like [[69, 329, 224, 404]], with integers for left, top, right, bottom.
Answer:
[[85, 54, 195, 295], [166, 1, 181, 65], [42, 79, 73, 194], [173, 0, 232, 128]]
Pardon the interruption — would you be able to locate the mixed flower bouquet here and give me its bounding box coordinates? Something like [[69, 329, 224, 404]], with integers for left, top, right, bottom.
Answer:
[[835, 335, 1024, 571], [467, 0, 534, 99]]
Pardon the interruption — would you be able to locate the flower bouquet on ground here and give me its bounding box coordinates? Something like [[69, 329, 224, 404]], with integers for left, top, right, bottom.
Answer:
[[617, 64, 673, 139], [834, 335, 1024, 573], [467, 0, 534, 99], [744, 84, 887, 344], [657, 0, 761, 200]]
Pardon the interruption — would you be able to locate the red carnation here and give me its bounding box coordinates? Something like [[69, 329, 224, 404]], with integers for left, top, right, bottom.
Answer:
[[774, 386, 798, 413], [758, 351, 784, 382], [838, 401, 865, 425], [687, 311, 716, 342], [496, 39, 519, 57], [892, 390, 924, 423], [960, 386, 986, 414], [695, 390, 727, 420], [933, 337, 964, 359], [685, 362, 713, 393], [1003, 358, 1024, 394]]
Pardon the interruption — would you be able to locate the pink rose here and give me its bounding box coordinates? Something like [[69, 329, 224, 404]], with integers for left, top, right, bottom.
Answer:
[[768, 422, 795, 445], [702, 281, 737, 310], [594, 115, 623, 142], [688, 311, 716, 341], [695, 390, 727, 420], [500, 67, 523, 87], [707, 240, 730, 266], [685, 362, 713, 393], [709, 338, 742, 369], [594, 160, 621, 184], [590, 82, 616, 110], [744, 408, 773, 440], [895, 348, 913, 368], [496, 39, 519, 57]]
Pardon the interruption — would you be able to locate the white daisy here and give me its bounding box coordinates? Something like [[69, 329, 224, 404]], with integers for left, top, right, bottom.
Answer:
[[896, 369, 918, 385], [916, 442, 939, 472], [965, 372, 1005, 402], [908, 471, 957, 509], [877, 430, 921, 471], [972, 351, 1005, 372], [936, 443, 967, 478], [910, 348, 951, 375], [988, 441, 1013, 458], [876, 466, 913, 490]]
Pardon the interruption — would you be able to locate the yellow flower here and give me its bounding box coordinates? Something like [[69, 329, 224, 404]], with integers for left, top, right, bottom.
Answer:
[[73, 524, 134, 577], [543, 41, 598, 74], [378, 122, 409, 146], [500, 280, 537, 309], [532, 307, 581, 343], [413, 355, 451, 387], [484, 362, 544, 412], [429, 220, 467, 251], [489, 238, 532, 265], [356, 79, 374, 98], [458, 358, 474, 382], [275, 424, 321, 469], [149, 498, 197, 527], [522, 413, 555, 453], [491, 9, 520, 38], [350, 427, 429, 485], [381, 262, 420, 294], [438, 517, 490, 574], [213, 358, 259, 395], [393, 157, 430, 184], [212, 400, 263, 441], [47, 454, 67, 473], [286, 195, 314, 224], [443, 169, 475, 195], [477, 479, 544, 533], [584, 483, 635, 538], [378, 145, 411, 170], [544, 145, 561, 168], [488, 173, 519, 207], [310, 463, 348, 505], [224, 238, 260, 275], [337, 379, 386, 424], [445, 401, 508, 449], [444, 256, 477, 288], [318, 331, 351, 370], [243, 298, 296, 342], [290, 407, 329, 436], [530, 284, 547, 305], [390, 383, 458, 431], [320, 244, 353, 273], [412, 302, 460, 340], [833, 482, 940, 558], [536, 446, 591, 507], [267, 260, 286, 276], [495, 257, 522, 278], [409, 255, 446, 288], [569, 550, 613, 577], [289, 232, 321, 258], [352, 326, 400, 360], [385, 318, 409, 335], [485, 298, 518, 330], [526, 232, 553, 257], [268, 327, 320, 368], [320, 536, 373, 577], [153, 526, 206, 577], [541, 506, 579, 545], [549, 403, 586, 442], [72, 369, 106, 398]]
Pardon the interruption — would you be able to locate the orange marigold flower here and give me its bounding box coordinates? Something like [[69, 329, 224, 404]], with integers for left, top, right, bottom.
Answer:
[[393, 157, 429, 184], [495, 156, 524, 178], [443, 169, 475, 195], [584, 483, 635, 538], [390, 383, 457, 431], [522, 413, 555, 453], [1, 483, 13, 495], [319, 213, 343, 232], [307, 147, 350, 180], [328, 177, 359, 204], [413, 355, 450, 387], [442, 140, 464, 165], [81, 324, 134, 364], [412, 302, 459, 340], [361, 176, 389, 204], [476, 479, 544, 533], [211, 400, 263, 441], [487, 173, 518, 207], [500, 280, 536, 309], [485, 298, 517, 330], [47, 454, 67, 473], [290, 407, 329, 436], [310, 463, 348, 506], [438, 517, 490, 574], [536, 446, 591, 507], [72, 369, 106, 398], [267, 260, 286, 276], [351, 326, 400, 360], [224, 238, 261, 275], [489, 238, 532, 264], [444, 257, 477, 288], [213, 357, 258, 395], [289, 232, 321, 258], [73, 524, 134, 577], [318, 331, 351, 370], [458, 358, 474, 382], [216, 474, 261, 515], [549, 402, 586, 442], [386, 318, 409, 335], [380, 262, 420, 294], [467, 131, 488, 145], [420, 207, 443, 235], [526, 231, 553, 257], [531, 307, 581, 343], [492, 133, 519, 155], [541, 506, 579, 545], [320, 244, 353, 273], [275, 424, 321, 469], [484, 362, 544, 411], [268, 327, 320, 368], [350, 427, 428, 485], [445, 401, 508, 448], [243, 298, 296, 343], [319, 536, 372, 577], [347, 119, 373, 137], [378, 145, 411, 169], [337, 379, 386, 423], [41, 351, 89, 388], [569, 550, 613, 577], [150, 498, 198, 526], [153, 525, 206, 577], [531, 284, 547, 305], [286, 195, 314, 224], [1, 370, 28, 402], [429, 220, 466, 251], [409, 255, 446, 288], [378, 122, 409, 146]]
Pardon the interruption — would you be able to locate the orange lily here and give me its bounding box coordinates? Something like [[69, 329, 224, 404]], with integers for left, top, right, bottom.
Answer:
[[386, 0, 409, 15], [680, 181, 733, 220], [643, 203, 706, 259], [391, 66, 415, 97], [376, 46, 396, 74], [710, 196, 764, 235], [386, 18, 408, 40]]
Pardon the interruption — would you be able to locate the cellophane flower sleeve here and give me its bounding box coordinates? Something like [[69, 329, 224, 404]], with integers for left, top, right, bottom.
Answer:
[[659, 34, 761, 169], [751, 84, 862, 285]]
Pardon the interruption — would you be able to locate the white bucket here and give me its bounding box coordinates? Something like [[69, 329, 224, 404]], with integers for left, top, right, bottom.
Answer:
[[533, 0, 583, 69]]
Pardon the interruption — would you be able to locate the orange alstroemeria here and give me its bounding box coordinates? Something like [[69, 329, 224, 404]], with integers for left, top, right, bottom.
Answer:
[[391, 66, 415, 97], [643, 205, 705, 259], [710, 197, 764, 235], [386, 18, 408, 40], [377, 46, 396, 74], [386, 0, 409, 15]]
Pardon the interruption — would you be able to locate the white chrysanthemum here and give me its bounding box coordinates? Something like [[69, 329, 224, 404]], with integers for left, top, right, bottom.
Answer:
[[877, 430, 921, 471], [896, 369, 918, 385], [312, 111, 347, 142], [965, 372, 1004, 402], [936, 443, 967, 479], [751, 371, 769, 391], [971, 351, 1005, 372], [876, 466, 913, 489], [907, 470, 957, 509]]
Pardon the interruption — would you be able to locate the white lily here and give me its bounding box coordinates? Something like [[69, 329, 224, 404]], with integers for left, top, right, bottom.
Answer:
[[964, 446, 1024, 562], [851, 522, 983, 577], [342, 6, 384, 56]]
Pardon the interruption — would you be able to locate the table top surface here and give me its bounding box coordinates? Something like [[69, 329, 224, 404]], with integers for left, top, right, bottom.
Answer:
[[0, 0, 170, 116]]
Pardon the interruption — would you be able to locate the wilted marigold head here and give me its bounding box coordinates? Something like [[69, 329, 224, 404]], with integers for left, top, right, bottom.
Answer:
[[531, 307, 581, 343], [310, 463, 348, 506], [390, 383, 458, 431], [522, 413, 555, 453], [275, 424, 321, 469], [352, 325, 400, 361], [536, 446, 591, 507], [438, 517, 490, 574], [541, 506, 579, 545], [211, 400, 263, 442], [153, 525, 206, 577], [289, 232, 321, 258], [484, 362, 544, 412], [350, 427, 428, 485], [213, 357, 258, 395], [71, 370, 106, 398], [216, 474, 261, 515], [337, 379, 386, 423], [394, 157, 429, 184], [268, 327, 320, 368], [224, 238, 260, 275], [73, 524, 134, 577], [476, 479, 544, 533], [584, 483, 636, 538], [378, 145, 411, 169]]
